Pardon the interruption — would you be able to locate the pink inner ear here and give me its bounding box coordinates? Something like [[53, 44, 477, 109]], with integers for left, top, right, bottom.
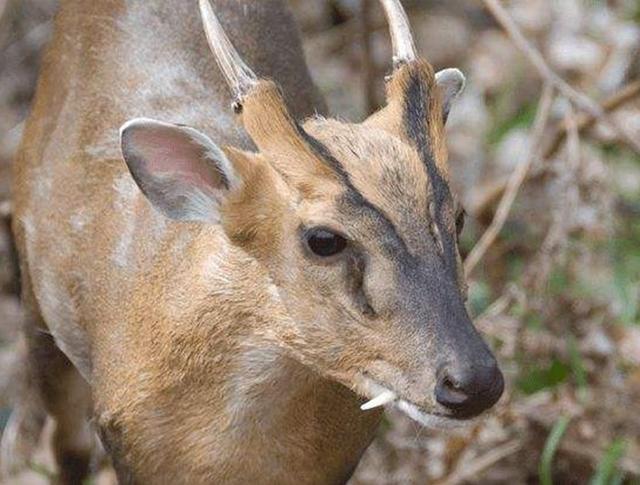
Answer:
[[131, 125, 224, 191]]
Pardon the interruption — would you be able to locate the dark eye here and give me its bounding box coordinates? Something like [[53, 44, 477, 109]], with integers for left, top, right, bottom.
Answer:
[[305, 228, 348, 257], [455, 208, 466, 237]]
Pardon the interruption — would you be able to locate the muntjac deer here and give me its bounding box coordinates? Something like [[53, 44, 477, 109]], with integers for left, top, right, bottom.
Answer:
[[4, 0, 504, 483]]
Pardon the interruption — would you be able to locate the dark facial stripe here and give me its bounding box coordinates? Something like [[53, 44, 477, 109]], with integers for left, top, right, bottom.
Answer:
[[403, 71, 458, 268], [296, 125, 412, 258], [295, 123, 352, 185]]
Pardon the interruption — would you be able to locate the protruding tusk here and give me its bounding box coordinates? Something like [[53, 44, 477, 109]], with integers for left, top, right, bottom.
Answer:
[[199, 0, 258, 100], [360, 389, 397, 411], [378, 0, 417, 67]]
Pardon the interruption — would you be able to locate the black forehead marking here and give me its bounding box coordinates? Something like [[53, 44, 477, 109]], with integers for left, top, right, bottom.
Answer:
[[403, 71, 458, 268], [403, 72, 451, 208], [296, 125, 413, 259], [295, 122, 351, 183]]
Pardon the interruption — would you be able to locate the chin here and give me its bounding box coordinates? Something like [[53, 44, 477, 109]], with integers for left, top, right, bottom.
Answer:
[[394, 400, 475, 430]]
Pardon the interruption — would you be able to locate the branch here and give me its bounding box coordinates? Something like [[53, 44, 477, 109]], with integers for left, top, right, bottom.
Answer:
[[481, 0, 640, 155], [464, 84, 555, 276], [438, 439, 522, 485], [544, 79, 640, 159], [469, 79, 640, 217], [359, 0, 378, 114], [527, 103, 581, 290]]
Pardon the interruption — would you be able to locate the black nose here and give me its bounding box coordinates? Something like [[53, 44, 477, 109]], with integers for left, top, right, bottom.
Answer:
[[435, 358, 504, 418]]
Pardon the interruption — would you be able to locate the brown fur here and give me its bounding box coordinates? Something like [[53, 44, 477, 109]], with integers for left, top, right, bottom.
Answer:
[[7, 1, 499, 483]]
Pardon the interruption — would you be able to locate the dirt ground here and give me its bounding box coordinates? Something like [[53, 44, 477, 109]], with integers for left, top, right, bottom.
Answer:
[[1, 1, 639, 483]]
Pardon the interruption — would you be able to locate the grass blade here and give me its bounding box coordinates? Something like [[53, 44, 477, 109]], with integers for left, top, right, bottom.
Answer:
[[567, 335, 588, 403], [589, 438, 626, 485], [539, 415, 571, 485]]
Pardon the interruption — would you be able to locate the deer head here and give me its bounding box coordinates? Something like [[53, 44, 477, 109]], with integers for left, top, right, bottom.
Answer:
[[119, 0, 503, 426]]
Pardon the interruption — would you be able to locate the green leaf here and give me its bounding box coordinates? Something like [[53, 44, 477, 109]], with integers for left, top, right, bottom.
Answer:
[[468, 281, 492, 317], [28, 462, 57, 479], [0, 407, 10, 432], [548, 268, 570, 296], [524, 312, 544, 332], [517, 359, 570, 395], [487, 100, 538, 146]]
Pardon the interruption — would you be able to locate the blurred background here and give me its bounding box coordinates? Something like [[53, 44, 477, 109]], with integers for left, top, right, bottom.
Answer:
[[0, 0, 639, 483]]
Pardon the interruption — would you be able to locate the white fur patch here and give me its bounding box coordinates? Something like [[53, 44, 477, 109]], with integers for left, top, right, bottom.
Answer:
[[37, 268, 92, 382], [396, 400, 470, 430], [111, 174, 139, 269], [22, 215, 92, 381], [69, 211, 92, 232], [113, 172, 139, 207]]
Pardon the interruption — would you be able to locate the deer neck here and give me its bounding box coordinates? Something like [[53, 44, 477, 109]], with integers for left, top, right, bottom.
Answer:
[[219, 339, 382, 481]]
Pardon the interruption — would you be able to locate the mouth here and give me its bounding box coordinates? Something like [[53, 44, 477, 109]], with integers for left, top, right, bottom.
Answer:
[[357, 379, 473, 430]]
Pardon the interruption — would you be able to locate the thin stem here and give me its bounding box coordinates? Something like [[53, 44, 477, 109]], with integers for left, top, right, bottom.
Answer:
[[469, 79, 640, 218], [481, 0, 640, 155], [464, 83, 555, 275]]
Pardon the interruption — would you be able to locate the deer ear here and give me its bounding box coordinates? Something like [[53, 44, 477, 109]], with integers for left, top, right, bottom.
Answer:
[[119, 118, 241, 223], [435, 68, 465, 123]]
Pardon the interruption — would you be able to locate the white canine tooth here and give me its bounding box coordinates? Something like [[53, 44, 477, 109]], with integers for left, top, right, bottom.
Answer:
[[360, 389, 397, 410]]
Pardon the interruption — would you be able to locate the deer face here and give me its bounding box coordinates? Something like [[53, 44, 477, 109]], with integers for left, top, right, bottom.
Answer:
[[119, 0, 503, 427]]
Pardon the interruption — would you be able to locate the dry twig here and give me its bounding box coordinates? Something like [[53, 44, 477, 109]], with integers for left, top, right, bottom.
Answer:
[[464, 84, 555, 275], [544, 79, 640, 159], [474, 283, 524, 326], [528, 103, 581, 290], [438, 439, 523, 485], [359, 0, 378, 114], [469, 79, 640, 217], [481, 0, 640, 155], [0, 0, 7, 22]]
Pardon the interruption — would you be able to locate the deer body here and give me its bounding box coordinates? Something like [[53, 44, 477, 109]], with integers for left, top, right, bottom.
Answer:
[[12, 1, 373, 482], [7, 0, 504, 483]]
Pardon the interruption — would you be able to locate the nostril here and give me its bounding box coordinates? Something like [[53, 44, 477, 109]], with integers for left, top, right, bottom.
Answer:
[[435, 362, 505, 418], [435, 373, 469, 408], [441, 376, 468, 404]]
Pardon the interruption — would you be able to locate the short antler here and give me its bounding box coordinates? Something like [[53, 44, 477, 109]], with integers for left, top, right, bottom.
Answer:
[[197, 0, 334, 175], [199, 0, 257, 101], [378, 0, 417, 67]]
